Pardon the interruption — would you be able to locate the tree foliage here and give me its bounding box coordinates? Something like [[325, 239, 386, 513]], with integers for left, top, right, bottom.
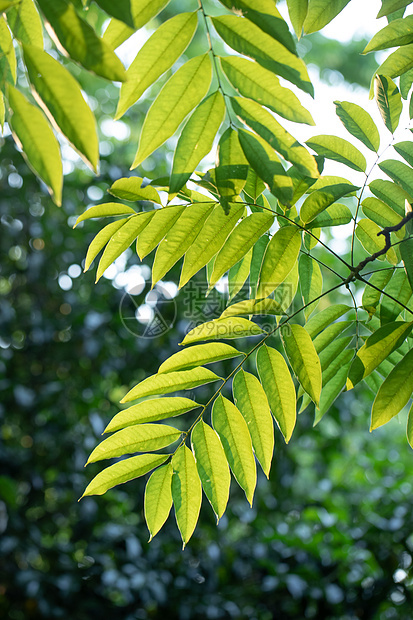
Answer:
[[2, 0, 413, 547]]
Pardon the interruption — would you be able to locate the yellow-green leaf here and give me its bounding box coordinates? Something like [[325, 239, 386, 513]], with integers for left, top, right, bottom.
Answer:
[[144, 463, 173, 541], [377, 0, 411, 19], [299, 253, 323, 319], [407, 402, 413, 448], [355, 218, 397, 264], [37, 0, 126, 81], [282, 323, 322, 405], [7, 0, 43, 46], [334, 100, 380, 152], [228, 249, 253, 300], [84, 219, 127, 272], [121, 367, 222, 403], [257, 226, 301, 299], [137, 205, 185, 259], [103, 0, 171, 49], [212, 395, 256, 505], [158, 343, 243, 374], [287, 0, 308, 38], [380, 271, 412, 324], [104, 397, 201, 433], [7, 85, 62, 205], [82, 453, 168, 498], [305, 203, 352, 229], [109, 177, 162, 204], [116, 12, 198, 118], [233, 369, 274, 475], [75, 203, 136, 227], [374, 75, 402, 133], [86, 424, 182, 464], [371, 348, 413, 429], [23, 45, 99, 172], [364, 15, 413, 53], [132, 54, 212, 168], [305, 304, 350, 338], [0, 17, 16, 86], [401, 237, 413, 289], [306, 134, 366, 173], [378, 159, 413, 198], [256, 344, 296, 443], [347, 321, 413, 389], [300, 181, 359, 224], [220, 56, 314, 125], [215, 128, 249, 212], [220, 298, 285, 319], [303, 0, 351, 35], [172, 445, 202, 548], [181, 317, 264, 345], [191, 420, 230, 521]]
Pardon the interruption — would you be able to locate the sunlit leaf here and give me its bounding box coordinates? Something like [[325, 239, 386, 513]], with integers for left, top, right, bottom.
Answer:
[[300, 181, 359, 224], [121, 367, 222, 403], [228, 250, 253, 300], [299, 253, 323, 319], [303, 0, 351, 35], [212, 15, 313, 96], [313, 321, 352, 353], [158, 343, 243, 373], [334, 100, 380, 152], [377, 0, 412, 19], [181, 318, 264, 345], [37, 0, 126, 81], [233, 369, 274, 476], [362, 270, 393, 318], [215, 128, 249, 212], [83, 219, 126, 272], [393, 140, 413, 167], [407, 402, 413, 448], [346, 321, 413, 389], [374, 75, 402, 133], [172, 445, 202, 548], [7, 0, 43, 46], [116, 12, 198, 118], [7, 85, 62, 205], [306, 134, 366, 172], [132, 54, 212, 168], [104, 397, 201, 433], [257, 226, 301, 299], [380, 271, 412, 324], [191, 420, 230, 520], [93, 0, 134, 27], [355, 218, 397, 264], [220, 56, 314, 125], [144, 463, 173, 541], [256, 345, 296, 443], [305, 203, 352, 228], [282, 323, 322, 405], [401, 237, 413, 289], [109, 177, 162, 204], [286, 0, 308, 38], [103, 0, 170, 49], [361, 197, 402, 230], [369, 178, 409, 215], [371, 348, 413, 429], [364, 15, 413, 53], [220, 298, 285, 319], [82, 453, 168, 497], [378, 159, 413, 198], [0, 17, 16, 86], [212, 395, 256, 505], [137, 205, 185, 259], [75, 204, 136, 228], [305, 304, 350, 338]]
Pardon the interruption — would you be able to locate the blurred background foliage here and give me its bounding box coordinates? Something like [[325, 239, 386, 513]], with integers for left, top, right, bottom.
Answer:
[[1, 3, 413, 619]]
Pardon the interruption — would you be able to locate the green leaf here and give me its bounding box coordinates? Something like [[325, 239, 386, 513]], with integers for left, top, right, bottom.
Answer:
[[243, 168, 266, 200], [159, 343, 243, 374], [407, 402, 413, 448], [104, 397, 201, 433], [116, 12, 198, 118], [212, 15, 313, 96], [393, 140, 413, 168], [220, 56, 314, 125], [232, 97, 319, 177], [137, 206, 185, 259], [37, 0, 126, 81], [170, 92, 226, 198], [400, 237, 413, 289], [215, 128, 249, 212], [109, 177, 162, 204], [191, 420, 230, 521], [212, 395, 256, 505], [315, 357, 352, 424], [84, 219, 127, 271], [374, 75, 402, 133], [23, 45, 99, 172], [362, 270, 393, 317], [400, 67, 413, 98], [361, 197, 402, 230], [0, 17, 16, 86], [238, 130, 293, 206], [305, 203, 352, 228], [377, 0, 412, 18], [372, 49, 413, 96], [303, 0, 351, 34], [306, 135, 366, 173], [181, 318, 264, 345], [364, 15, 413, 53], [121, 367, 222, 403], [347, 321, 413, 389], [144, 463, 173, 541], [378, 159, 413, 198], [152, 202, 215, 285], [334, 100, 380, 152], [371, 348, 413, 429], [256, 345, 296, 443], [249, 234, 270, 299], [305, 304, 350, 338], [380, 271, 412, 324], [86, 424, 182, 464], [228, 251, 252, 300], [179, 203, 245, 288], [82, 453, 168, 498], [319, 337, 352, 373], [257, 226, 302, 299], [93, 0, 134, 27], [300, 181, 359, 224], [220, 298, 285, 319], [7, 0, 43, 46], [287, 0, 308, 38], [282, 323, 322, 405], [233, 369, 274, 476], [313, 321, 352, 354], [299, 253, 323, 319], [369, 179, 410, 215], [321, 348, 354, 387], [0, 92, 4, 129], [75, 204, 136, 227], [132, 54, 212, 168], [96, 213, 154, 281], [172, 445, 202, 548], [210, 212, 275, 287], [103, 0, 170, 49], [0, 0, 19, 10], [356, 218, 398, 264], [218, 0, 297, 54], [7, 85, 62, 205]]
